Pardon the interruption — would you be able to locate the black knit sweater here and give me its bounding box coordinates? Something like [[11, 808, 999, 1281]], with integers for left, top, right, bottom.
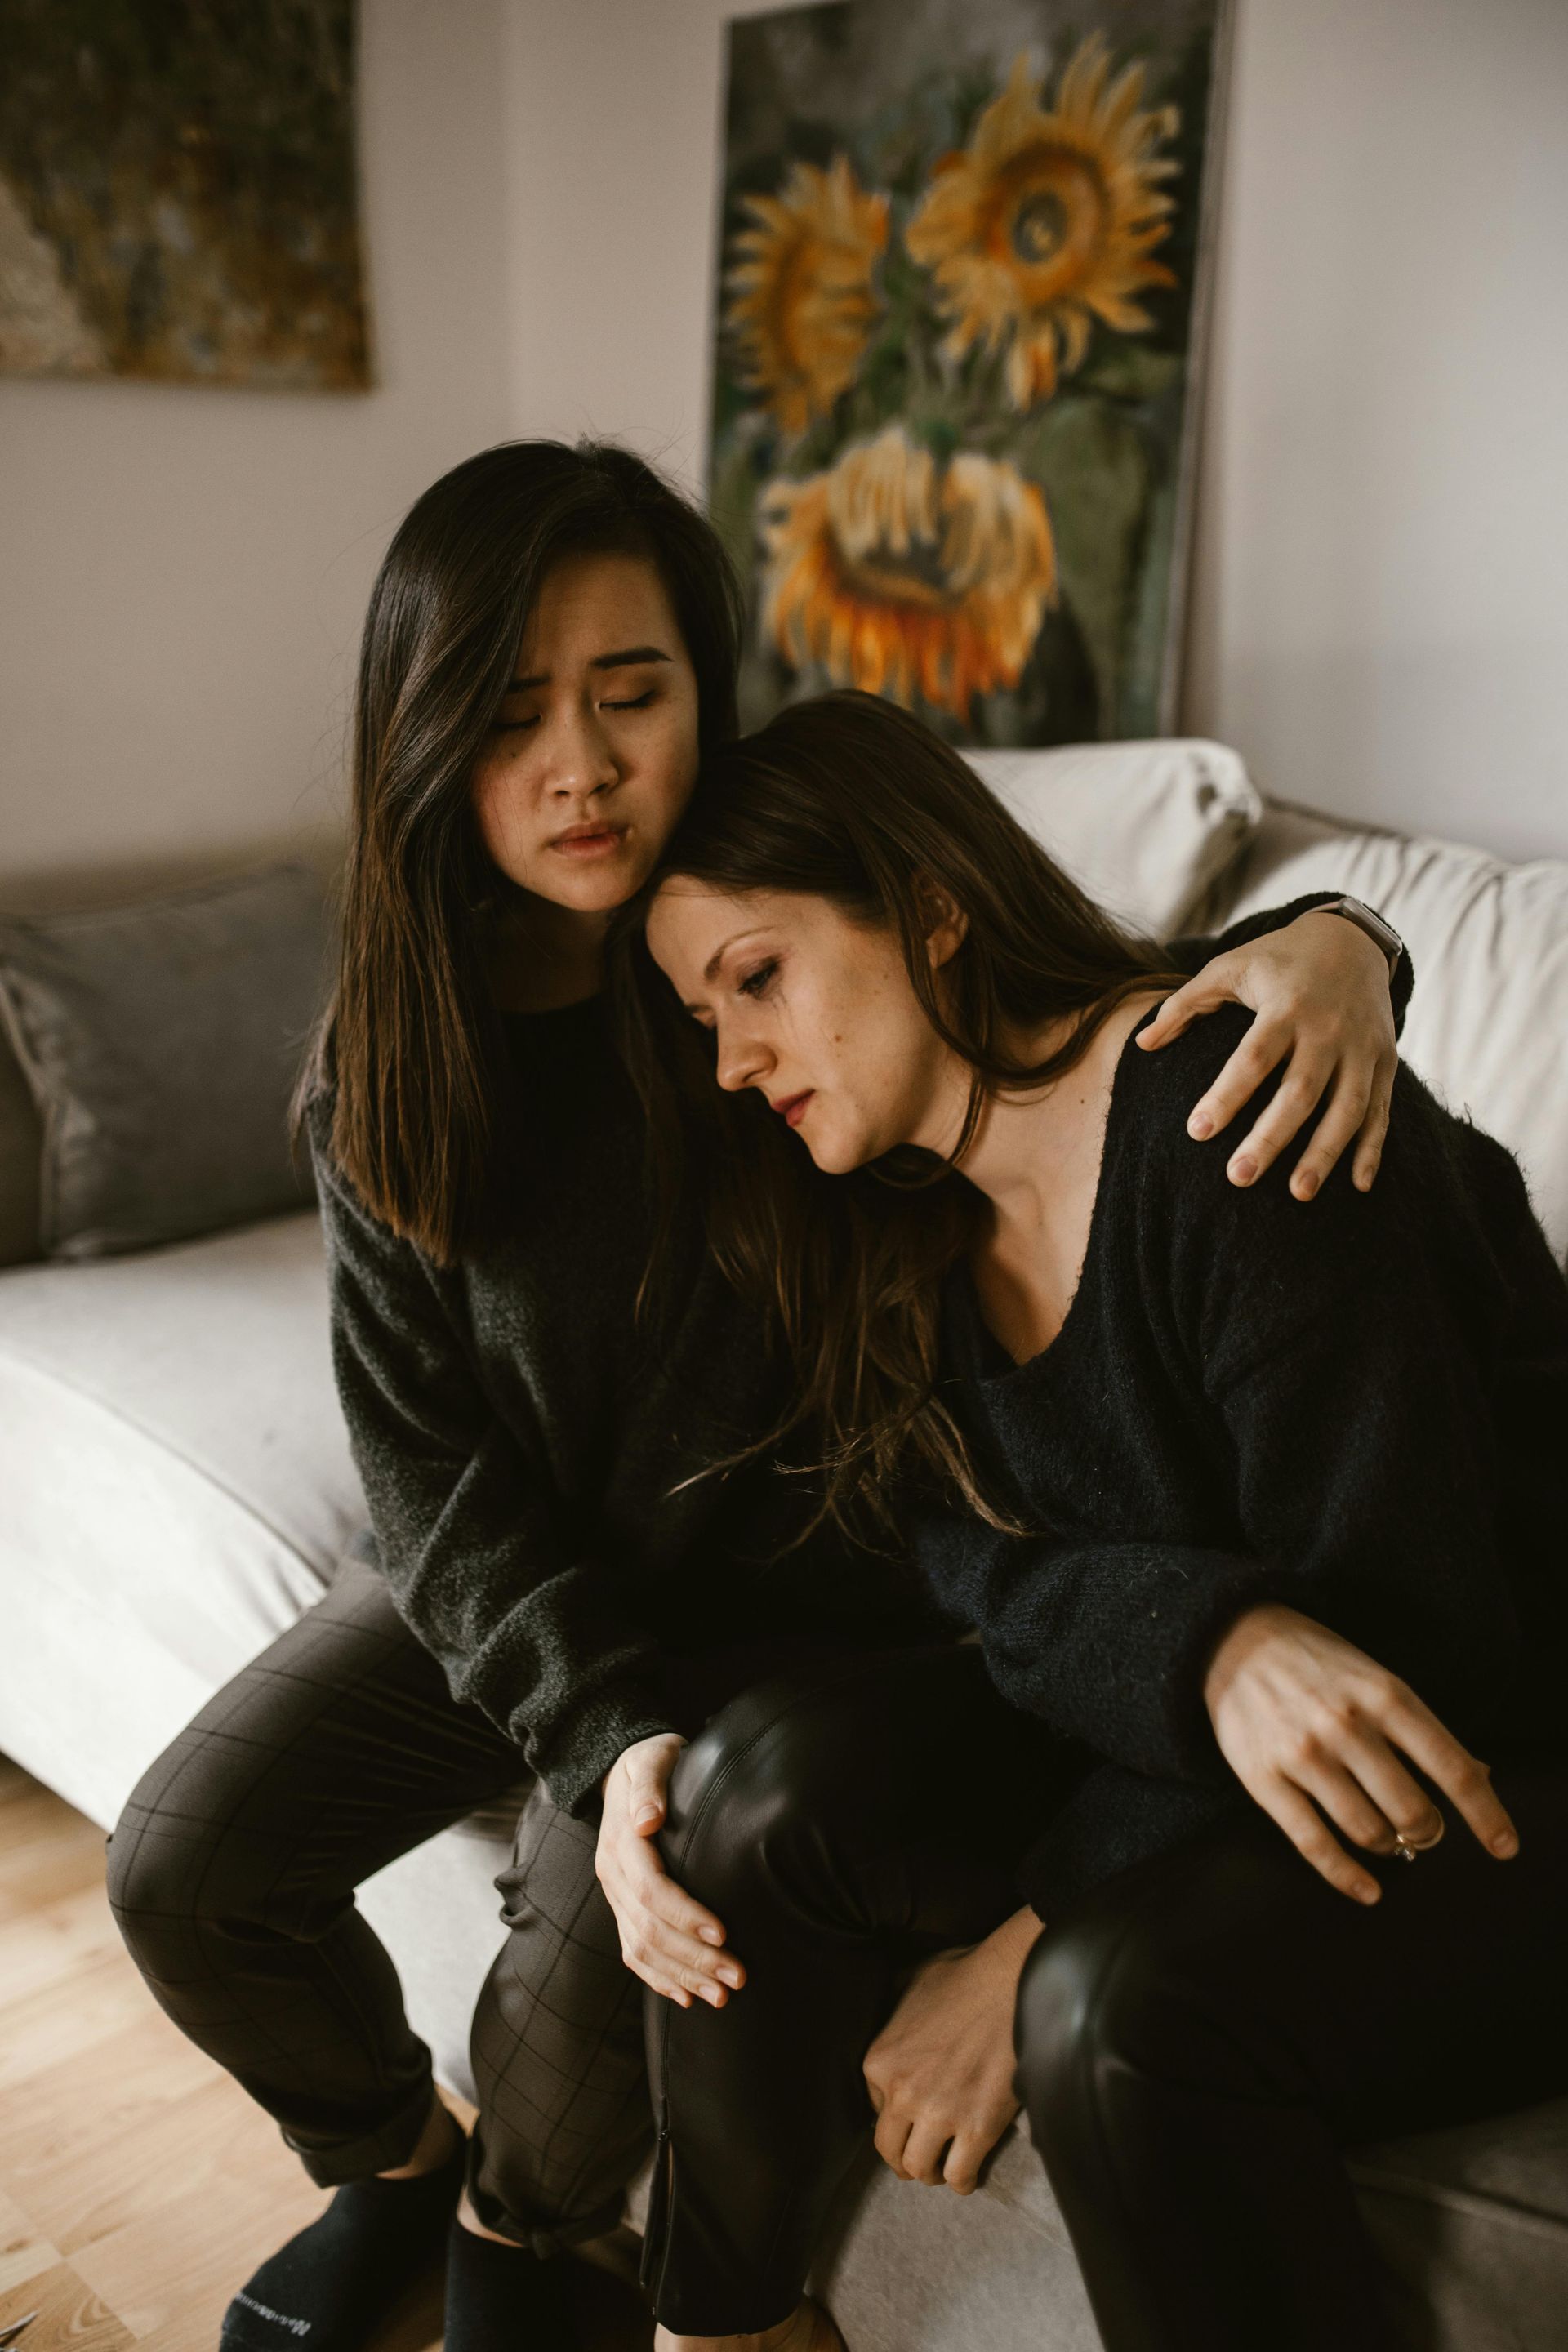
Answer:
[[916, 1005, 1568, 1919]]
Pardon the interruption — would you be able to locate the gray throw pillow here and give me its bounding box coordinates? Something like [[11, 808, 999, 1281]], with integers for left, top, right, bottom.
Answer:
[[0, 862, 332, 1259]]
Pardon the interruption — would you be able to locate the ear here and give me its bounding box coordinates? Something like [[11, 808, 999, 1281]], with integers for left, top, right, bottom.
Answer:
[[915, 873, 969, 970]]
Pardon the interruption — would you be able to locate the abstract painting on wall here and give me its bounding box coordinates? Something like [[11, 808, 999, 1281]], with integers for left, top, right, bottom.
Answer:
[[0, 0, 371, 390], [710, 0, 1230, 743]]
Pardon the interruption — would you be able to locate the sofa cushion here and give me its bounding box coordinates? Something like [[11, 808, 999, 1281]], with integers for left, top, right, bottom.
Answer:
[[0, 1210, 363, 1828], [964, 737, 1262, 941], [1217, 808, 1568, 1265], [0, 861, 331, 1260]]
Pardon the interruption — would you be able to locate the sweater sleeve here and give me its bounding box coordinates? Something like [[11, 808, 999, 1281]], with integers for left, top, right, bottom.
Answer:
[[1165, 890, 1414, 1033], [311, 1118, 687, 1821], [1175, 1081, 1530, 1743], [960, 1094, 1526, 1780]]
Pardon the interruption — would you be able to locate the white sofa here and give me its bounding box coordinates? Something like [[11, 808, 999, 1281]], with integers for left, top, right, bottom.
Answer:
[[2, 746, 1566, 2352]]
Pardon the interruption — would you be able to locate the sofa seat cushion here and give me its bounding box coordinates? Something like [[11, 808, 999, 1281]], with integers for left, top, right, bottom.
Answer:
[[0, 1209, 363, 1825], [1217, 807, 1568, 1265]]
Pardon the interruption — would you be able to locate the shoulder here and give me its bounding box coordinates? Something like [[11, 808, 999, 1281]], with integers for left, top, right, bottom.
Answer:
[[1116, 1000, 1464, 1214], [1115, 1005, 1552, 1347], [1110, 1001, 1263, 1185]]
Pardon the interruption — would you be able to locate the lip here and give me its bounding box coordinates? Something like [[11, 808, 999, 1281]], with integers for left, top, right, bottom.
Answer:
[[769, 1091, 814, 1129], [549, 822, 626, 858]]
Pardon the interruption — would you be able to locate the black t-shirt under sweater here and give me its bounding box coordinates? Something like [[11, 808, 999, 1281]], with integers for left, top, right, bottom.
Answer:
[[914, 1004, 1568, 1919]]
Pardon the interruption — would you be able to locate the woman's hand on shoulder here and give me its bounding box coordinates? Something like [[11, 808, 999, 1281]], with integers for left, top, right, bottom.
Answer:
[[862, 1906, 1043, 2195], [595, 1734, 746, 2007], [1203, 1601, 1520, 1903], [1138, 908, 1398, 1202]]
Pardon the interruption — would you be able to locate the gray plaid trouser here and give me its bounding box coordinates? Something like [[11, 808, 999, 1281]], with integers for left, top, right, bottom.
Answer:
[[105, 1552, 648, 2252]]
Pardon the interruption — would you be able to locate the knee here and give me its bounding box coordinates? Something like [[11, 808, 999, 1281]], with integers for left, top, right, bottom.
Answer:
[[1013, 1911, 1134, 2125], [662, 1663, 866, 1904], [1013, 1878, 1258, 2128], [105, 1744, 253, 1947]]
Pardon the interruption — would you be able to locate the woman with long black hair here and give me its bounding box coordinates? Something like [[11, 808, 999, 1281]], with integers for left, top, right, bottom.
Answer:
[[628, 688, 1568, 2352], [107, 445, 1406, 2352]]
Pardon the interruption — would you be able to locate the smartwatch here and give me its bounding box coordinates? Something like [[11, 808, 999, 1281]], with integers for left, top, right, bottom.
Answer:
[[1320, 896, 1405, 978]]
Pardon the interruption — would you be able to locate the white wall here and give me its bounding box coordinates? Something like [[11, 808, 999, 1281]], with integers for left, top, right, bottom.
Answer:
[[6, 0, 1566, 878], [501, 0, 1568, 865], [0, 0, 514, 882], [1185, 0, 1568, 864]]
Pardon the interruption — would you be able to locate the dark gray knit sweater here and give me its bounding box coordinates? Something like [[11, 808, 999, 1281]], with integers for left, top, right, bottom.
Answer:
[[309, 897, 1383, 1826], [919, 1004, 1568, 1918], [308, 997, 941, 1820]]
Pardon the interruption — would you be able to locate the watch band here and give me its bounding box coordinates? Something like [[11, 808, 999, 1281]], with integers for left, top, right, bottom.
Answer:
[[1321, 895, 1405, 977]]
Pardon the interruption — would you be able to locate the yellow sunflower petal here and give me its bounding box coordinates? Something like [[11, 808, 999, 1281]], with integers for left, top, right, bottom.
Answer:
[[756, 427, 1056, 723], [903, 35, 1180, 411], [724, 153, 888, 435]]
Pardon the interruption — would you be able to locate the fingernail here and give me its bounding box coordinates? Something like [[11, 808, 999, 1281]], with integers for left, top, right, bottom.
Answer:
[[703, 1985, 725, 2007], [1295, 1171, 1318, 1200], [699, 1926, 724, 1945], [1230, 1156, 1255, 1185], [715, 1963, 742, 1986], [1491, 1830, 1518, 1856], [1356, 1882, 1380, 1904], [634, 1804, 662, 1828], [1188, 1111, 1213, 1139]]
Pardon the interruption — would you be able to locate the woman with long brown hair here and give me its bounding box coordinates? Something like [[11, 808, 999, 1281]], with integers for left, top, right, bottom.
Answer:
[[107, 446, 1406, 2352], [630, 689, 1568, 2352]]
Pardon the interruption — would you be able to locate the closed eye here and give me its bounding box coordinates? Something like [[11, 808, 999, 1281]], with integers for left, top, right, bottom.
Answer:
[[737, 958, 779, 1000], [493, 688, 657, 733]]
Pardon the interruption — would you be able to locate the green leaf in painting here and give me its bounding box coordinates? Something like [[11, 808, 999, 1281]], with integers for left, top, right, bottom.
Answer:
[[1018, 397, 1152, 737]]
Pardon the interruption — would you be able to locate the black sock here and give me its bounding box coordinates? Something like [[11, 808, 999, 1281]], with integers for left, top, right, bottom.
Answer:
[[441, 2210, 578, 2352], [220, 2125, 466, 2352]]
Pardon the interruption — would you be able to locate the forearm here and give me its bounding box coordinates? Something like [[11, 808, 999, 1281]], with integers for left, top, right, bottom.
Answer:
[[350, 1450, 690, 1819], [319, 1156, 687, 1819]]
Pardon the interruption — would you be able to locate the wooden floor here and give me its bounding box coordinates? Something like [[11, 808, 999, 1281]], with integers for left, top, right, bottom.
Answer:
[[0, 1755, 651, 2352]]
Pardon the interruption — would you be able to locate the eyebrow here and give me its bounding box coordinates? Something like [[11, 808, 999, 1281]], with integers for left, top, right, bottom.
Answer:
[[701, 928, 768, 986], [506, 645, 674, 692]]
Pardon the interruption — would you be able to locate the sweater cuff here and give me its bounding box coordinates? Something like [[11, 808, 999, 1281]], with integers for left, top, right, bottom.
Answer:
[[522, 1691, 697, 1825]]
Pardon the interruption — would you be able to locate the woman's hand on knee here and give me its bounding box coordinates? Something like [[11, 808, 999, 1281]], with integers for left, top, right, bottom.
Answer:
[[595, 1735, 746, 2009], [1203, 1602, 1521, 1904], [862, 1908, 1042, 2196]]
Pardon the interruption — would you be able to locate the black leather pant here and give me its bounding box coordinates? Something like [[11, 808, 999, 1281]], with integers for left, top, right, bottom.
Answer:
[[639, 1645, 1568, 2348]]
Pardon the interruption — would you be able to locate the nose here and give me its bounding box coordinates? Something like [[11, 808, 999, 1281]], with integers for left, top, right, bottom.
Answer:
[[714, 1014, 772, 1096], [540, 700, 619, 802]]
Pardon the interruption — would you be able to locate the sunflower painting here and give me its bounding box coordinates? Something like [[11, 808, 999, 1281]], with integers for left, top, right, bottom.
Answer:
[[710, 0, 1230, 744]]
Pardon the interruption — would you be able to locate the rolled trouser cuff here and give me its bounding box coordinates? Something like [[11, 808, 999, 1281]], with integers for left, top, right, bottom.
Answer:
[[461, 2116, 626, 2255], [281, 2069, 440, 2187]]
